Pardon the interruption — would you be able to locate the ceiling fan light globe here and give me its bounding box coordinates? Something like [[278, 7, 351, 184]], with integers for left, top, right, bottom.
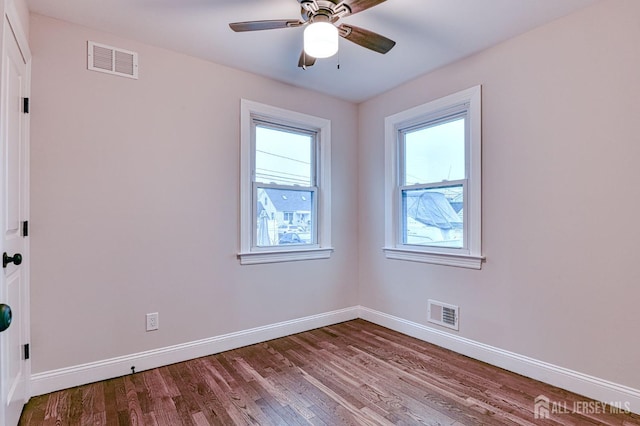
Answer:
[[304, 22, 338, 59]]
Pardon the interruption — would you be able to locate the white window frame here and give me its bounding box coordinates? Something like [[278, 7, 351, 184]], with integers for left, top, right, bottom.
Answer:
[[383, 86, 484, 269], [238, 99, 333, 265]]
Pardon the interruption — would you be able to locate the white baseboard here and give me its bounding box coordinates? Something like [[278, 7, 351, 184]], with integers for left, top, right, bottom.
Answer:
[[30, 305, 640, 416], [30, 306, 359, 397], [358, 306, 640, 416]]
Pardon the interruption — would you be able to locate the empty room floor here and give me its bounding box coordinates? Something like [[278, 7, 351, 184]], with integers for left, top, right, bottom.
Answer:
[[19, 320, 640, 425]]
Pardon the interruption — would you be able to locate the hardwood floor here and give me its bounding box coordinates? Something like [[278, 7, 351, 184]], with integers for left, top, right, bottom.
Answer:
[[20, 320, 640, 425]]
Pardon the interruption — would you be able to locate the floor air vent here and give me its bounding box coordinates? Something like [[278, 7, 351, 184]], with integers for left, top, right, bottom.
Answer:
[[88, 41, 138, 79], [427, 299, 459, 331]]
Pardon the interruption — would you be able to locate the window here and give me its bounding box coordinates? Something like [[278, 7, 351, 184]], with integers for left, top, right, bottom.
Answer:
[[384, 86, 483, 269], [239, 100, 332, 265], [282, 212, 294, 224]]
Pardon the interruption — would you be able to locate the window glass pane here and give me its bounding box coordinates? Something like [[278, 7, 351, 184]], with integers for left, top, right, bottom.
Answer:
[[402, 185, 463, 248], [255, 125, 313, 186], [404, 118, 465, 185], [256, 187, 314, 247]]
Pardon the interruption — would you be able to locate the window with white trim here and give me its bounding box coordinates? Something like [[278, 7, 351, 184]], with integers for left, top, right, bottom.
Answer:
[[384, 86, 483, 269], [239, 100, 332, 265]]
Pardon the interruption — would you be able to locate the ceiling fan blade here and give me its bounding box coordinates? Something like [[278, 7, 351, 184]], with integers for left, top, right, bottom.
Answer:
[[344, 0, 388, 15], [298, 50, 317, 69], [229, 19, 301, 32], [339, 24, 395, 54]]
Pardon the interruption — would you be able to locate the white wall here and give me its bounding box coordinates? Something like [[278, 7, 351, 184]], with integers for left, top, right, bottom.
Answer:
[[29, 14, 359, 374], [11, 0, 28, 37], [359, 0, 640, 390]]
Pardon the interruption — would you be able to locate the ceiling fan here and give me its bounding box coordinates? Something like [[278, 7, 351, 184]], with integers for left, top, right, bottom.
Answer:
[[229, 0, 396, 69]]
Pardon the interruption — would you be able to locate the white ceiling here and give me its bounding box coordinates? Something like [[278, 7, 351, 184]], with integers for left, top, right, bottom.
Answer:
[[26, 0, 598, 103]]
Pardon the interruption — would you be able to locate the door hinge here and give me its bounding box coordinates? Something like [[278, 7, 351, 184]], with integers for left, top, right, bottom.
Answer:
[[22, 221, 28, 237], [23, 97, 29, 114], [24, 343, 30, 360]]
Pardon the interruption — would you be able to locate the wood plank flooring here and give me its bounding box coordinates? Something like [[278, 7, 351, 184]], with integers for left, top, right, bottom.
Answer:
[[19, 320, 640, 425]]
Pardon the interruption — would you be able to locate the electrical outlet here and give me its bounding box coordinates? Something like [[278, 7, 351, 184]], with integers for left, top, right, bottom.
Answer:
[[146, 312, 159, 331]]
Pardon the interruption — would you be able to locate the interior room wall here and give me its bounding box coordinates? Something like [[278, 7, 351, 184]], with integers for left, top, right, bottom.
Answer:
[[28, 13, 359, 374], [358, 0, 640, 390], [12, 0, 29, 37]]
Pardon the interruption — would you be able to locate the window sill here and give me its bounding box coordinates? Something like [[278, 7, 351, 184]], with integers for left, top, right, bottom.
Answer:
[[238, 247, 334, 265], [383, 247, 484, 269]]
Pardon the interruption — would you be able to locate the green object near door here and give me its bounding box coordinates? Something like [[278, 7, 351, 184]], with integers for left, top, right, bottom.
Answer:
[[0, 304, 12, 332]]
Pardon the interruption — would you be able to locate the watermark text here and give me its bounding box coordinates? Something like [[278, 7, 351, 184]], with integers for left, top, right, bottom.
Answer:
[[534, 395, 631, 419]]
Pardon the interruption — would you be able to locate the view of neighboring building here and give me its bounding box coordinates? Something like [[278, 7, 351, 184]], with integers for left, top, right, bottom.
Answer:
[[257, 187, 312, 246]]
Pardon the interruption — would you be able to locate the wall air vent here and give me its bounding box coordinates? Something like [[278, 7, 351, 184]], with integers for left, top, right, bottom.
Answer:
[[427, 299, 459, 331], [87, 41, 138, 79]]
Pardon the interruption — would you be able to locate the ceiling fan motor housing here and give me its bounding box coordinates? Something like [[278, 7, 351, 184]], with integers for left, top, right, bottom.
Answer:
[[300, 0, 351, 23]]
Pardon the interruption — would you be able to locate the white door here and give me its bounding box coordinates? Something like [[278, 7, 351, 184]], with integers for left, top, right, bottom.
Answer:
[[0, 11, 30, 426]]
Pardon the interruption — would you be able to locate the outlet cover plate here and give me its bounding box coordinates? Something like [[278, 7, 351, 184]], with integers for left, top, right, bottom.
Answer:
[[146, 312, 159, 331]]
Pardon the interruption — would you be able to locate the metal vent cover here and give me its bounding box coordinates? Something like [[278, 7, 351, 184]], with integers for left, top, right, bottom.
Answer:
[[88, 41, 138, 79], [427, 299, 459, 331]]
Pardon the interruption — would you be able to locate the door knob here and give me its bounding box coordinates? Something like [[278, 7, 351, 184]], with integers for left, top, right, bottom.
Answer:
[[3, 252, 22, 268], [0, 304, 11, 332]]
